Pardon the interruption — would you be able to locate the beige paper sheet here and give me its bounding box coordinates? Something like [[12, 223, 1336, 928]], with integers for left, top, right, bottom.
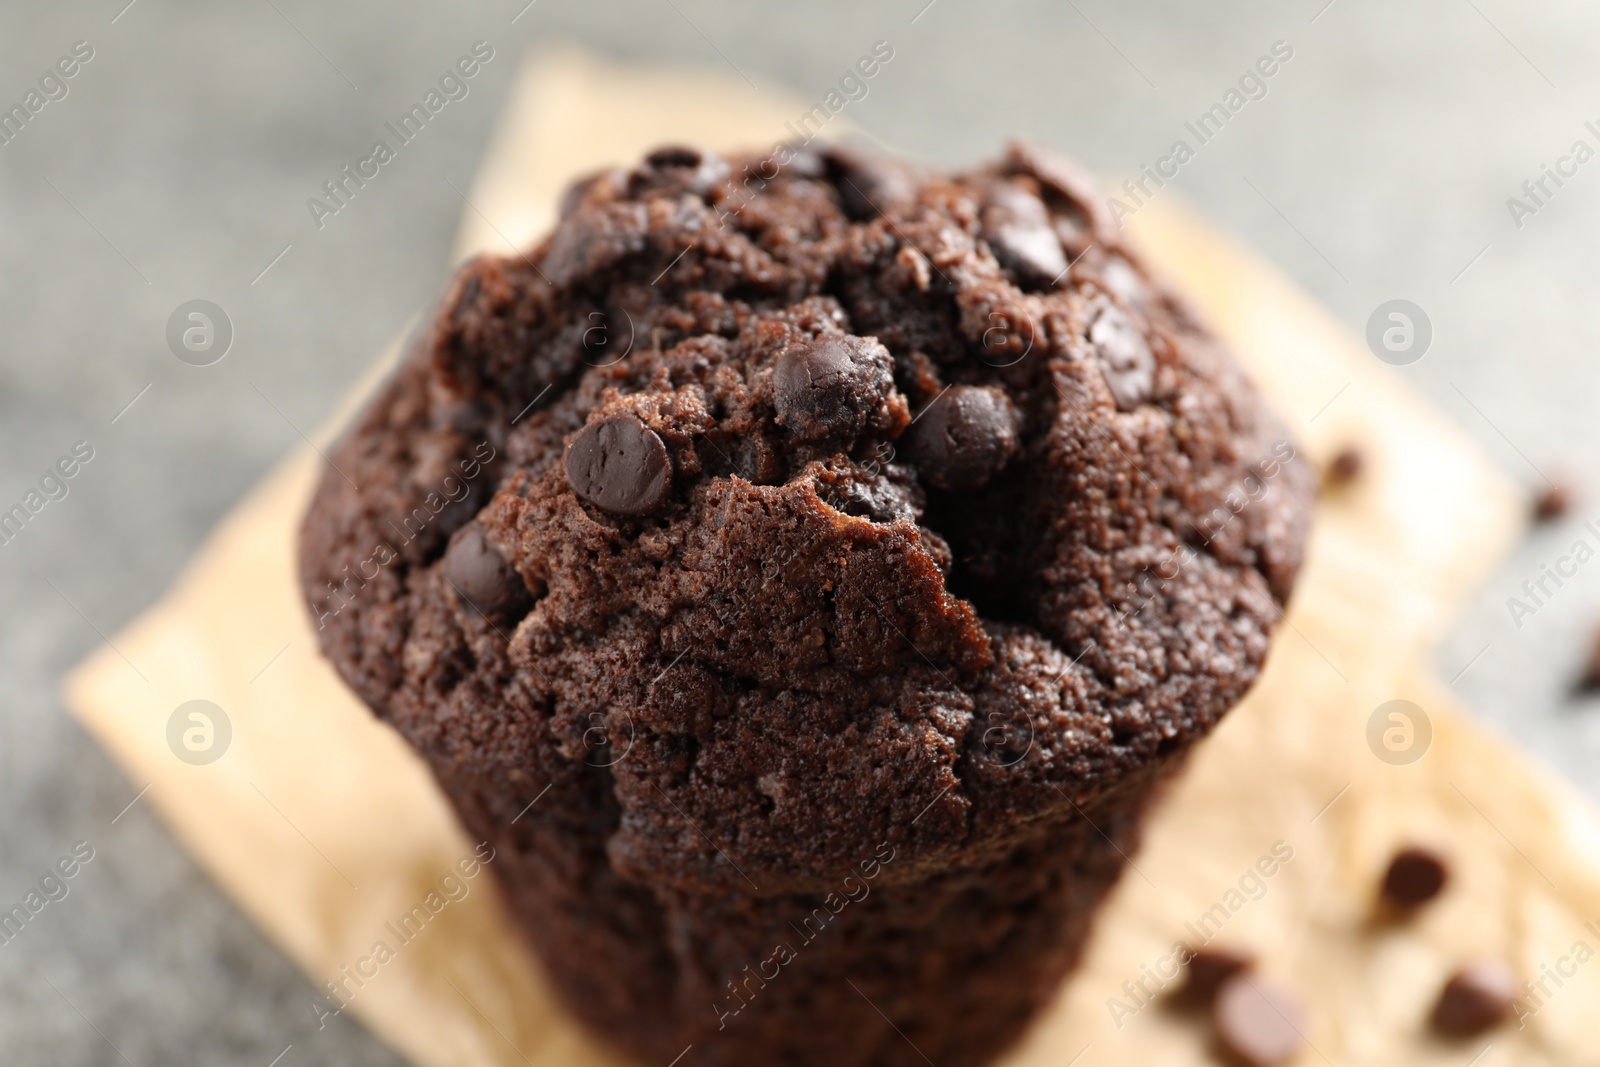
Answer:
[[64, 50, 1600, 1066]]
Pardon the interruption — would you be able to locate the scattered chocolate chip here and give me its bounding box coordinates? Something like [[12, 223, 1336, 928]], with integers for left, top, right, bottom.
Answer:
[[1213, 975, 1306, 1067], [1183, 947, 1255, 1005], [1431, 963, 1518, 1036], [1323, 447, 1363, 490], [564, 412, 674, 517], [1087, 300, 1154, 410], [1380, 846, 1449, 908], [911, 385, 1020, 492], [773, 336, 891, 444], [441, 523, 531, 619], [982, 184, 1068, 288], [1534, 481, 1574, 522]]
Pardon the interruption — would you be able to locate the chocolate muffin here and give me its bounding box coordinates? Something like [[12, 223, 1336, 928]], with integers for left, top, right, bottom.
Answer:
[[300, 140, 1314, 1066]]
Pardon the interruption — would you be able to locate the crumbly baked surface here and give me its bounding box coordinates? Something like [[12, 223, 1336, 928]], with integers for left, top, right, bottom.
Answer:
[[300, 140, 1313, 1066]]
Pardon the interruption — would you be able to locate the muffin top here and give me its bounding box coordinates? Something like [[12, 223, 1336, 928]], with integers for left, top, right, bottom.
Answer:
[[300, 140, 1314, 895]]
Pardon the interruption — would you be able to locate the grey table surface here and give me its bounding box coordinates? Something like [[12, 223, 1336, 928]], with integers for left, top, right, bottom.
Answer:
[[2, 0, 1597, 1062]]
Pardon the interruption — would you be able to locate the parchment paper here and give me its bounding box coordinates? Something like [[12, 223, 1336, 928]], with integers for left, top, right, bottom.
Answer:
[[64, 49, 1600, 1066]]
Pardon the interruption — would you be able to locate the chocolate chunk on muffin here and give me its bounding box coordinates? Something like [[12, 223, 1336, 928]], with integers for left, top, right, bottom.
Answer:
[[300, 139, 1314, 1067]]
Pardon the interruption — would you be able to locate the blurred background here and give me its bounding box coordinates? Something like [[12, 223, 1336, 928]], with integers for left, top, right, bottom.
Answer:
[[2, 0, 1597, 1061]]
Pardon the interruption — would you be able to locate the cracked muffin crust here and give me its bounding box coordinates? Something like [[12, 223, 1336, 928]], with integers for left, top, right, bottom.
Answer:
[[301, 139, 1314, 1066]]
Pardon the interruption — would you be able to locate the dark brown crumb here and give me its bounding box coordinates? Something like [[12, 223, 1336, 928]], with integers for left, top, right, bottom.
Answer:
[[299, 139, 1315, 1067]]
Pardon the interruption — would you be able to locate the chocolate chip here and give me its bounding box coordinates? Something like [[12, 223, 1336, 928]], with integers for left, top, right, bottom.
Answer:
[[1380, 846, 1449, 908], [1432, 963, 1518, 1036], [815, 462, 919, 524], [910, 385, 1020, 492], [1005, 139, 1108, 240], [1087, 300, 1154, 410], [1323, 447, 1363, 491], [542, 201, 651, 288], [441, 523, 531, 619], [773, 336, 891, 444], [823, 145, 920, 220], [781, 143, 827, 178], [646, 145, 703, 169], [1100, 254, 1151, 311], [983, 184, 1068, 288], [1534, 480, 1574, 522], [637, 144, 730, 197], [821, 472, 917, 524], [1183, 946, 1255, 1004], [1213, 975, 1306, 1067], [565, 412, 673, 517]]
